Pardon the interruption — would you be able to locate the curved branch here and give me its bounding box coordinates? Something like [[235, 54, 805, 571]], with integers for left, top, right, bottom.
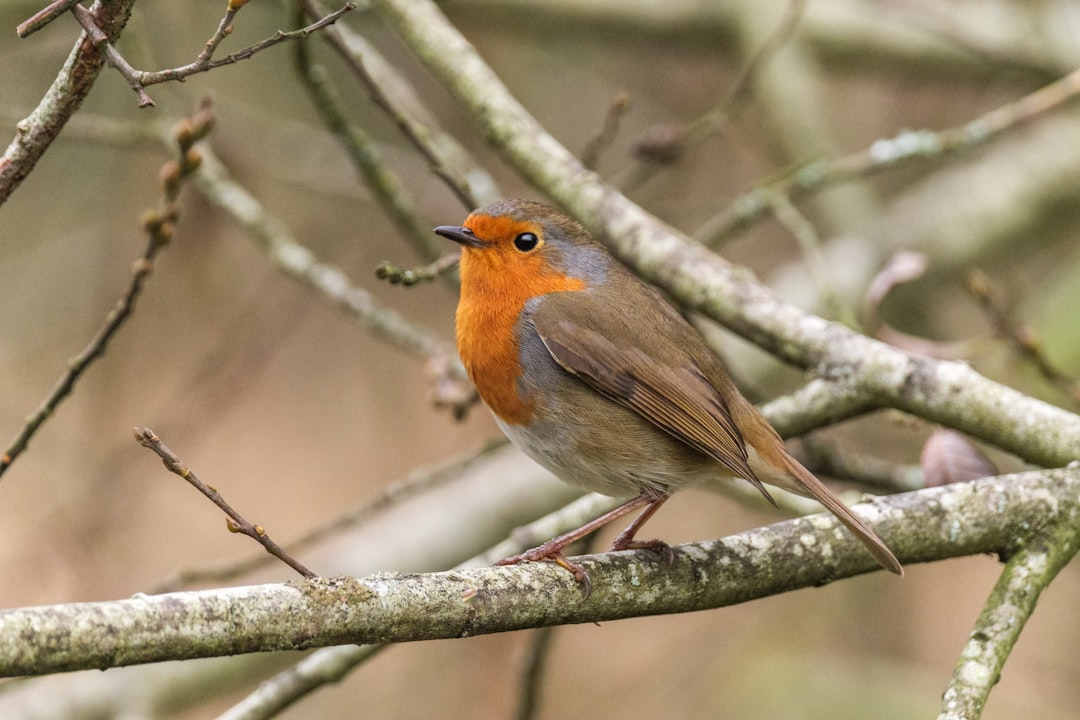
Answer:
[[0, 468, 1075, 677]]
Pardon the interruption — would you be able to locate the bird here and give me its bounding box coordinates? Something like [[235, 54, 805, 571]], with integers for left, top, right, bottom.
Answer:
[[434, 199, 902, 590]]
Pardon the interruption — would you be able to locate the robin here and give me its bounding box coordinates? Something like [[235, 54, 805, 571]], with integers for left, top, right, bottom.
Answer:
[[435, 199, 902, 589]]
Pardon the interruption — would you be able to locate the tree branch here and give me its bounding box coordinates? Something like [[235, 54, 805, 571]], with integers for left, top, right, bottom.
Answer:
[[1, 468, 1075, 677], [938, 501, 1080, 720], [0, 0, 138, 207]]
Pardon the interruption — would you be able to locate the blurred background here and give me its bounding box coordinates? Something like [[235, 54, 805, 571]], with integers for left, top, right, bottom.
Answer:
[[1, 0, 1079, 718]]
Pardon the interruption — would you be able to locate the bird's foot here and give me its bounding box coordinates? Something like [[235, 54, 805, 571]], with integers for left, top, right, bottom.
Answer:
[[497, 543, 592, 596], [609, 535, 675, 565]]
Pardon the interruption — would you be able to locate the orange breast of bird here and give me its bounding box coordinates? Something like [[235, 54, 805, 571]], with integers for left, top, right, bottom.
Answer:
[[455, 213, 586, 425]]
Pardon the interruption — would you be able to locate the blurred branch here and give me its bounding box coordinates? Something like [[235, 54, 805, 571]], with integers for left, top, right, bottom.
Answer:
[[511, 531, 599, 720], [966, 270, 1080, 406], [375, 252, 461, 286], [0, 103, 213, 480], [370, 0, 1080, 468], [620, 0, 807, 190], [696, 63, 1080, 243], [453, 0, 1074, 79], [299, 0, 500, 209], [0, 467, 1076, 676], [582, 92, 631, 172], [189, 142, 476, 417], [765, 109, 1080, 326], [938, 503, 1080, 720], [797, 436, 924, 493], [216, 644, 388, 720], [768, 192, 855, 326], [292, 14, 445, 263], [135, 427, 317, 580], [0, 0, 137, 207]]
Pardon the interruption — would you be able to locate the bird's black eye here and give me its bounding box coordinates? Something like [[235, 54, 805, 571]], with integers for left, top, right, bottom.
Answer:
[[513, 232, 540, 252]]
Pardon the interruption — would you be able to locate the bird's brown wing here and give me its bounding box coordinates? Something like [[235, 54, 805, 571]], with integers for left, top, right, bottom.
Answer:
[[532, 298, 774, 502], [533, 291, 902, 574]]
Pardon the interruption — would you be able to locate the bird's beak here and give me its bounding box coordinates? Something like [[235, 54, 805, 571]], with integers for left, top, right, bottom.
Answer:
[[434, 225, 486, 248]]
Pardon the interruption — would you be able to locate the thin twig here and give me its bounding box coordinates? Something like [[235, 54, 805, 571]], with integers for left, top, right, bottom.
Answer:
[[151, 439, 507, 593], [0, 101, 214, 479], [197, 3, 242, 65], [375, 252, 461, 287], [70, 3, 155, 107], [15, 0, 81, 38], [134, 428, 317, 579], [966, 270, 1080, 405], [140, 4, 357, 87], [72, 2, 355, 108], [582, 92, 631, 171]]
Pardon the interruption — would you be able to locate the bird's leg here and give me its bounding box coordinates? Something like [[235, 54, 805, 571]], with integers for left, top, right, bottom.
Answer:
[[608, 494, 674, 563], [497, 492, 659, 593]]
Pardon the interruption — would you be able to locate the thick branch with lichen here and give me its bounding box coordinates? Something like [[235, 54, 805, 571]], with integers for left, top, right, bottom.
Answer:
[[0, 467, 1075, 677]]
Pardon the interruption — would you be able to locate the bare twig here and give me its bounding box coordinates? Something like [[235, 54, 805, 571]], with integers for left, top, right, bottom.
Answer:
[[15, 0, 81, 38], [70, 3, 155, 106], [74, 2, 355, 108], [620, 0, 806, 189], [140, 4, 357, 88], [375, 252, 461, 287], [582, 92, 631, 171], [134, 427, 317, 580], [152, 439, 507, 593], [0, 102, 214, 479], [966, 270, 1080, 405]]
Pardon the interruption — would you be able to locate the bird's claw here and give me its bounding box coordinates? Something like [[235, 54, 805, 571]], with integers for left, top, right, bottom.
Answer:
[[610, 537, 675, 565], [497, 546, 593, 597]]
